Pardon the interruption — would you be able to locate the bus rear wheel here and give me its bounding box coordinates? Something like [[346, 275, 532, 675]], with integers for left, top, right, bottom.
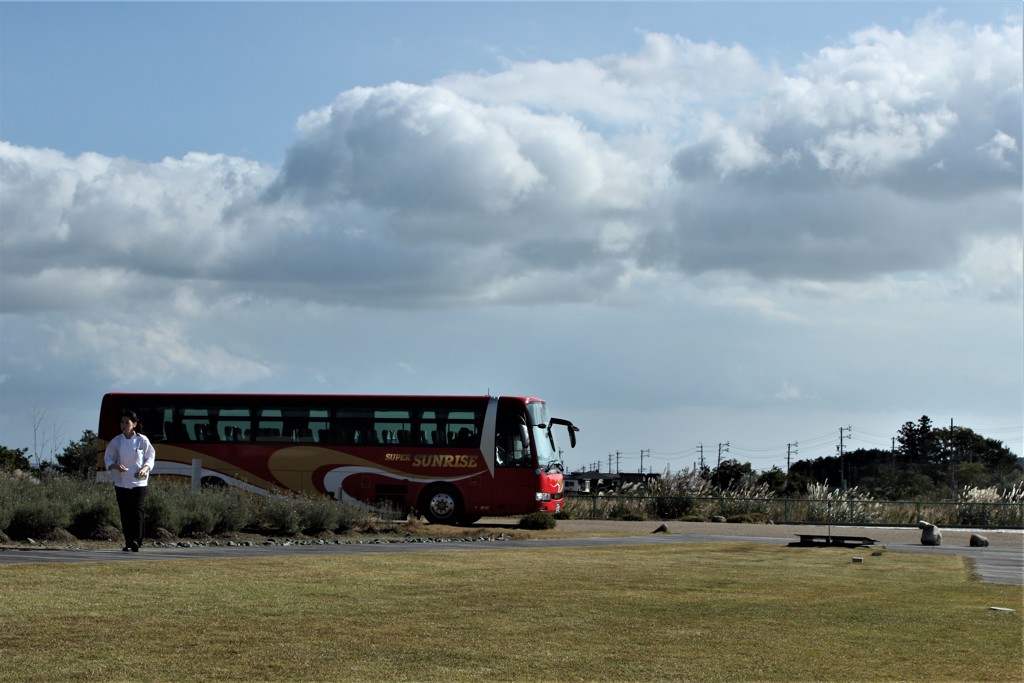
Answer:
[[420, 485, 463, 525]]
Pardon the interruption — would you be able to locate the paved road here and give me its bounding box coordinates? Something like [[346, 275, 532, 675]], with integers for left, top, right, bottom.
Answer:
[[2, 532, 1021, 585]]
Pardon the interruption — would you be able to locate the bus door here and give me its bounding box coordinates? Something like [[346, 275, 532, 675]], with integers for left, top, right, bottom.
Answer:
[[490, 399, 537, 515]]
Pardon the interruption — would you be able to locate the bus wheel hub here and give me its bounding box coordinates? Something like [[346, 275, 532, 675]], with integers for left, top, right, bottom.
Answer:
[[430, 492, 455, 518]]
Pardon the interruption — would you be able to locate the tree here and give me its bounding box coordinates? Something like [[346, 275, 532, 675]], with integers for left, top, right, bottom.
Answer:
[[712, 458, 753, 490], [897, 416, 939, 467], [935, 425, 1021, 489], [56, 430, 98, 479], [0, 445, 31, 472], [756, 466, 787, 495]]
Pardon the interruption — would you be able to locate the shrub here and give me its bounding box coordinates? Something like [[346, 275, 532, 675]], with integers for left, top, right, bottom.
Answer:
[[558, 494, 594, 520], [518, 512, 557, 530], [69, 494, 119, 539], [0, 473, 29, 533], [205, 487, 257, 534], [259, 495, 303, 535], [800, 482, 884, 524], [179, 498, 218, 536], [726, 513, 768, 524], [7, 494, 72, 539], [293, 494, 341, 534], [956, 484, 1024, 527], [607, 500, 646, 521], [648, 493, 697, 520], [336, 501, 374, 532], [143, 485, 183, 537]]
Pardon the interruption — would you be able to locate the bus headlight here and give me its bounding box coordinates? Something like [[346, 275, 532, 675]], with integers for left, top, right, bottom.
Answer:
[[535, 492, 552, 502]]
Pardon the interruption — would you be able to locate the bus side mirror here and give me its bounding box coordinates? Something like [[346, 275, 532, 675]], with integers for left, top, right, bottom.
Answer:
[[548, 418, 579, 448]]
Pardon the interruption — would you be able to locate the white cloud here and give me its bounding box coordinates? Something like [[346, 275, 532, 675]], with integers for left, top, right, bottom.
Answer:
[[775, 382, 804, 401], [977, 129, 1020, 169], [3, 17, 1019, 324], [953, 234, 1024, 302], [67, 319, 275, 387], [1, 17, 1020, 454]]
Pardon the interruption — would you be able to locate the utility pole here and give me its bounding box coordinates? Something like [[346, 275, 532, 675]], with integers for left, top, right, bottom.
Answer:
[[608, 453, 613, 473], [838, 426, 851, 490], [697, 442, 704, 471], [616, 450, 621, 474], [786, 442, 798, 478], [716, 442, 730, 488], [950, 417, 957, 498], [639, 449, 649, 474]]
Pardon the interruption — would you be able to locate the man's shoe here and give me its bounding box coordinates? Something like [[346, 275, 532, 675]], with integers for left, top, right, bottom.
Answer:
[[130, 541, 139, 552], [122, 546, 130, 552]]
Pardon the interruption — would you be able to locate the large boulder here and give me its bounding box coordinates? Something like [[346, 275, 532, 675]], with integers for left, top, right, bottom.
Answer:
[[918, 520, 942, 546], [969, 534, 990, 547]]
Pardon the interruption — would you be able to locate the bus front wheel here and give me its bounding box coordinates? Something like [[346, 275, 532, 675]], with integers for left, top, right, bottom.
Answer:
[[420, 485, 463, 525]]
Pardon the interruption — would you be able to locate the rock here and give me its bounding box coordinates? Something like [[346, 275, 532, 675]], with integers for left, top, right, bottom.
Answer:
[[711, 515, 727, 523], [652, 524, 669, 534], [970, 534, 989, 547], [919, 521, 942, 546]]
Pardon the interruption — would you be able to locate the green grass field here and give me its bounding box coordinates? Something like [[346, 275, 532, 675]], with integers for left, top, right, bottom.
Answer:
[[1, 543, 1021, 682]]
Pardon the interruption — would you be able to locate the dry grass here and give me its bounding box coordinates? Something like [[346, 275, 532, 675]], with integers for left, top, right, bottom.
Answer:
[[1, 543, 1021, 682]]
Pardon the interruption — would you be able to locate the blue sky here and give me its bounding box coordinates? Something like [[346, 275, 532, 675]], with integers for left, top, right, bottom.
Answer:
[[1, 1, 1021, 475]]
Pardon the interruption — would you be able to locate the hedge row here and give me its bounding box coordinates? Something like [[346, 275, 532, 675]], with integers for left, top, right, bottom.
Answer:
[[0, 473, 379, 542]]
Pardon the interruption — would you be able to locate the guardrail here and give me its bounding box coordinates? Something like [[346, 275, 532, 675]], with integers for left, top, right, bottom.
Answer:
[[561, 493, 1024, 528]]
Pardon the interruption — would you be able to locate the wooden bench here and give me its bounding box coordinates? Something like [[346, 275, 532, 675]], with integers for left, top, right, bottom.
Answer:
[[789, 534, 878, 548]]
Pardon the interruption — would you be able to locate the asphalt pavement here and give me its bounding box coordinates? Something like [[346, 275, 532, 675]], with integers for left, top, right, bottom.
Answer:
[[1, 532, 1021, 586]]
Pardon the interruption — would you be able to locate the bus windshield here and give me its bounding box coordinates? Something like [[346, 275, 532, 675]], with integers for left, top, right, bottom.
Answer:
[[527, 401, 559, 469]]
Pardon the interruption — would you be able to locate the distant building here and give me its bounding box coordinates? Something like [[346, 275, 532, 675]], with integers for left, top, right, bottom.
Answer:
[[564, 470, 660, 493]]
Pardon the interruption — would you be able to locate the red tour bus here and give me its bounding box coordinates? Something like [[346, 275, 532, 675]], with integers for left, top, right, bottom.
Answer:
[[95, 393, 578, 524]]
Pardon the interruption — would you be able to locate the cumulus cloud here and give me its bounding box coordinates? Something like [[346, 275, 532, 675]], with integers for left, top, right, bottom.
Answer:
[[64, 318, 275, 387], [270, 81, 646, 227], [1, 15, 1020, 324]]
